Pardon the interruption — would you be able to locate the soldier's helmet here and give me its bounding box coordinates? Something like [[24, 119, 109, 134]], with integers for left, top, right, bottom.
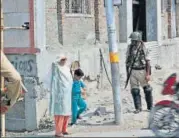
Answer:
[[129, 32, 142, 41]]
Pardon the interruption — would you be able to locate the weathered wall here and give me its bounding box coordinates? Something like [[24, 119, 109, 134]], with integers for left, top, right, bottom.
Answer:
[[7, 55, 37, 76], [158, 38, 179, 68], [63, 16, 95, 46], [6, 54, 38, 131], [42, 0, 119, 80], [63, 0, 95, 46], [3, 0, 30, 48], [46, 0, 62, 48], [5, 0, 47, 131], [161, 0, 178, 39], [45, 0, 119, 48]]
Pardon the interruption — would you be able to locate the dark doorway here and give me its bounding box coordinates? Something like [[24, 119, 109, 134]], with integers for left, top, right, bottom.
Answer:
[[133, 0, 147, 41]]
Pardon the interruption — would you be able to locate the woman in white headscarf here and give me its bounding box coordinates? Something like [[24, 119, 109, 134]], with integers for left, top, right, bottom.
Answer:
[[48, 54, 73, 137]]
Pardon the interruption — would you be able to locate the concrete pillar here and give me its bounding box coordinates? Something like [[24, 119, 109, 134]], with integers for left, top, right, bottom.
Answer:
[[57, 0, 65, 45], [156, 0, 162, 44], [94, 0, 100, 42], [119, 0, 133, 43], [94, 0, 108, 43], [166, 0, 177, 38], [146, 0, 159, 41], [176, 0, 179, 36], [36, 0, 46, 51], [171, 0, 177, 38], [167, 0, 172, 38]]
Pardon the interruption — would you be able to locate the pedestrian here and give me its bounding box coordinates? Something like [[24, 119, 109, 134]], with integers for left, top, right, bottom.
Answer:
[[48, 54, 73, 137], [125, 32, 153, 114], [1, 50, 26, 113], [71, 68, 87, 126]]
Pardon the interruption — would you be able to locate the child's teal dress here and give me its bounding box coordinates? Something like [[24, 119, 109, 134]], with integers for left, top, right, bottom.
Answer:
[[71, 80, 87, 124]]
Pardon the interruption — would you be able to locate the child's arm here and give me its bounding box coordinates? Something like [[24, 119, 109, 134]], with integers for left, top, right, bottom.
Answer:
[[80, 81, 87, 99], [81, 87, 86, 94]]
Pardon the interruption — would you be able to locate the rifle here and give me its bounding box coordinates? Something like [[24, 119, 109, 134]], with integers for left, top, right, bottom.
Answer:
[[124, 44, 141, 89]]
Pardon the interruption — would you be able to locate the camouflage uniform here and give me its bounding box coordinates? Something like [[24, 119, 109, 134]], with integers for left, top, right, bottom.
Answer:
[[126, 32, 153, 113]]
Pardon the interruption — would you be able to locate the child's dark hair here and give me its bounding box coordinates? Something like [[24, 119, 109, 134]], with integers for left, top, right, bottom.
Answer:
[[74, 69, 84, 77]]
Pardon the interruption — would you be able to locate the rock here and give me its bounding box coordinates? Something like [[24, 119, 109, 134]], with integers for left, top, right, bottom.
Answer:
[[155, 64, 162, 70], [123, 108, 133, 114], [94, 110, 101, 116], [158, 78, 163, 81], [94, 107, 107, 116], [103, 118, 108, 121], [122, 99, 128, 104]]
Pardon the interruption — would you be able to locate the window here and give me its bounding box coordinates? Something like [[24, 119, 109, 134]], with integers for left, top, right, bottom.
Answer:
[[65, 0, 91, 14]]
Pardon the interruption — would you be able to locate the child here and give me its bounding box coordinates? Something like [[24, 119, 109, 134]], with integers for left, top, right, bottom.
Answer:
[[71, 69, 87, 125]]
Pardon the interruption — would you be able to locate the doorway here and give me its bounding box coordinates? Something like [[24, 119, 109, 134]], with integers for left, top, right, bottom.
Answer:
[[133, 0, 147, 41]]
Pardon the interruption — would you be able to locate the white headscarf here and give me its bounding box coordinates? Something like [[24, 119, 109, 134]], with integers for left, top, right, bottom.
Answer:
[[43, 54, 71, 91], [55, 54, 67, 62]]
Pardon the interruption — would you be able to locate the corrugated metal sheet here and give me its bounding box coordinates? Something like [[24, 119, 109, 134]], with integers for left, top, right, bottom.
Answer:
[[3, 0, 30, 48]]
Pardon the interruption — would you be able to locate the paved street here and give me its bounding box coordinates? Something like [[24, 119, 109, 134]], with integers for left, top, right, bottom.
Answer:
[[30, 129, 157, 137]]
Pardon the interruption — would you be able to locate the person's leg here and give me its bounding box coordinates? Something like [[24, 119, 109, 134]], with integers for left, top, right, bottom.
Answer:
[[71, 98, 78, 124], [138, 70, 153, 110], [62, 116, 70, 135], [130, 70, 142, 113], [143, 85, 153, 110], [77, 97, 87, 117], [54, 115, 64, 136], [131, 88, 142, 113], [1, 51, 22, 109], [77, 99, 87, 119]]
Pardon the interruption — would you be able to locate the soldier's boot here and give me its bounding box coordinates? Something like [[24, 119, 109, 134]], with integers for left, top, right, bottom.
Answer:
[[131, 88, 142, 114], [143, 85, 153, 110]]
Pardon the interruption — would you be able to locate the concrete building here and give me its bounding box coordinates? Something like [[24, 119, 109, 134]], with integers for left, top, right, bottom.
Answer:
[[3, 0, 179, 131], [2, 0, 46, 131], [44, 0, 179, 76]]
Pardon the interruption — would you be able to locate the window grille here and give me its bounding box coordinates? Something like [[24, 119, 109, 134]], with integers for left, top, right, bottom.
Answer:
[[65, 0, 91, 14]]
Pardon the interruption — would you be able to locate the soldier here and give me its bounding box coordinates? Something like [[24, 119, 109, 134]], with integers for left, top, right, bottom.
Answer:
[[125, 32, 153, 114]]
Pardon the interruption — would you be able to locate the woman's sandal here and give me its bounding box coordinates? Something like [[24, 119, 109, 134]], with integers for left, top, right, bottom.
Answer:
[[55, 134, 64, 137], [63, 132, 71, 135]]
